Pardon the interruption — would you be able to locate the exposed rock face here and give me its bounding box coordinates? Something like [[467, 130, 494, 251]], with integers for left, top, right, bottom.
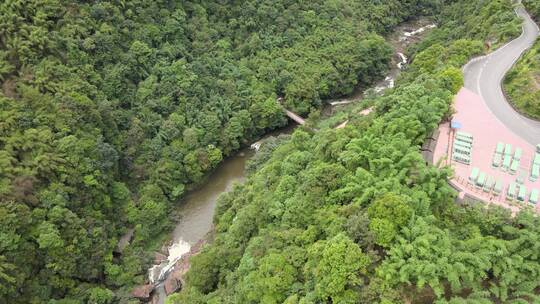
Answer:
[[131, 284, 153, 301]]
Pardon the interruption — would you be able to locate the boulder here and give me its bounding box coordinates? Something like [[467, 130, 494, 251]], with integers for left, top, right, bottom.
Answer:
[[131, 284, 154, 301], [164, 272, 182, 295]]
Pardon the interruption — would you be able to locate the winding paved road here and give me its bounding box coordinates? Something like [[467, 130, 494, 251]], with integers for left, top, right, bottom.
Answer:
[[463, 4, 540, 145]]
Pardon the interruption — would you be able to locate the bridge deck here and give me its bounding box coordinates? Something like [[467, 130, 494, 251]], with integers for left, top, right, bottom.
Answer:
[[284, 109, 305, 125]]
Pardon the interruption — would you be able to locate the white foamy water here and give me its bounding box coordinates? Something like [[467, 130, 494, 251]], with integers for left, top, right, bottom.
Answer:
[[374, 76, 395, 93], [397, 52, 408, 69], [250, 141, 262, 151], [399, 24, 436, 41], [148, 239, 191, 284]]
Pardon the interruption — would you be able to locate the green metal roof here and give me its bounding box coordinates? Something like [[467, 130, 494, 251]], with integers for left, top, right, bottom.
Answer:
[[496, 142, 504, 154], [504, 143, 512, 155], [510, 159, 519, 173], [502, 154, 512, 169], [530, 189, 539, 204], [531, 164, 539, 180], [476, 172, 486, 186], [469, 167, 479, 181], [453, 152, 470, 160], [492, 154, 502, 167], [455, 136, 473, 145], [514, 148, 522, 160], [454, 140, 472, 149], [456, 131, 473, 138], [517, 185, 526, 201], [507, 183, 517, 199], [453, 147, 471, 155]]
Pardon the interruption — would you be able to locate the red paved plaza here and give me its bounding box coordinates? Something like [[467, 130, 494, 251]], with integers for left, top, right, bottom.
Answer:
[[433, 88, 540, 213]]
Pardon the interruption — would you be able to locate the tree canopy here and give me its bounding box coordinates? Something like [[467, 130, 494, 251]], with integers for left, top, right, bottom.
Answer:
[[0, 0, 446, 302], [171, 1, 540, 303], [2, 0, 536, 303]]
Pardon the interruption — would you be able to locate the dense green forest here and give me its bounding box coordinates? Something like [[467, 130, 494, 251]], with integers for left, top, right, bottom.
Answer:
[[169, 0, 540, 303], [504, 0, 540, 120], [0, 0, 453, 303], [523, 0, 540, 24]]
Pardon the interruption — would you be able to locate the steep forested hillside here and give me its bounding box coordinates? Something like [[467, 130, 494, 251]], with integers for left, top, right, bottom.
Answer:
[[504, 0, 540, 119], [524, 0, 540, 18], [170, 1, 540, 303], [0, 0, 445, 302]]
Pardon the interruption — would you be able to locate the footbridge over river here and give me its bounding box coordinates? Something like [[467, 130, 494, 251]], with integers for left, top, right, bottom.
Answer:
[[283, 108, 306, 125], [277, 97, 306, 125], [277, 97, 370, 129]]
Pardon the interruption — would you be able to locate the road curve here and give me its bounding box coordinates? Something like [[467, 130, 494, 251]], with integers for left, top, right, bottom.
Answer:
[[463, 4, 540, 145]]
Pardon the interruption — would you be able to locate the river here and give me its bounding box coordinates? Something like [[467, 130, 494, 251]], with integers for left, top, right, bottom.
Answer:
[[144, 18, 436, 304], [147, 126, 294, 304]]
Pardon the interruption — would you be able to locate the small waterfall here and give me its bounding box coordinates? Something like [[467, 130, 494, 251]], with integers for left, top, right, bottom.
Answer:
[[387, 76, 395, 89], [250, 141, 262, 151], [397, 52, 408, 69], [148, 239, 191, 284], [399, 23, 436, 41], [374, 76, 395, 93]]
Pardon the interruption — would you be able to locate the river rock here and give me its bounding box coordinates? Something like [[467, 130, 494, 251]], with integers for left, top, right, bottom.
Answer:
[[150, 294, 160, 304], [164, 271, 182, 295], [164, 257, 191, 295], [131, 284, 154, 300]]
